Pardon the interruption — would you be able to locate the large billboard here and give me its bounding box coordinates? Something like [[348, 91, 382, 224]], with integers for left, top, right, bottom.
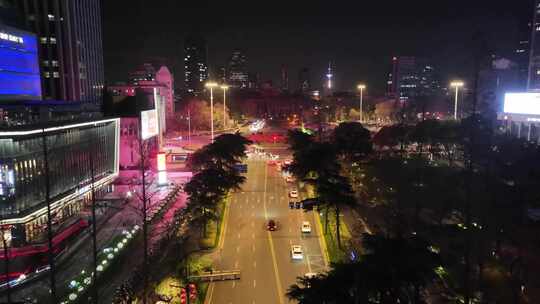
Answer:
[[0, 25, 41, 100], [504, 93, 540, 116], [141, 109, 158, 140]]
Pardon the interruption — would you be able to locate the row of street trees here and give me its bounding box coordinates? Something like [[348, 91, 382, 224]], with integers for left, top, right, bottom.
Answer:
[[286, 116, 540, 303], [185, 133, 252, 238], [357, 117, 540, 302], [286, 122, 372, 248]]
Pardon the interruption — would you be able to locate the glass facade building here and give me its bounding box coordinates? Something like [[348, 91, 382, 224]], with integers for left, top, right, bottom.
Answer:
[[0, 118, 119, 247]]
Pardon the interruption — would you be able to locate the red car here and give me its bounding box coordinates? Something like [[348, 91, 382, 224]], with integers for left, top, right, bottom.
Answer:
[[267, 219, 277, 231]]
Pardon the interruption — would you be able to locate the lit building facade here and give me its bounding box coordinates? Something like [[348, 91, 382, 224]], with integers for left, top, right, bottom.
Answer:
[[184, 34, 208, 95], [228, 49, 248, 88], [0, 118, 120, 248], [15, 0, 104, 105], [387, 56, 442, 102]]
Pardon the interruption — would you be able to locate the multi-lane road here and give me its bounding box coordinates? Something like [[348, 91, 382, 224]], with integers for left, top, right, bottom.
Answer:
[[207, 157, 328, 304]]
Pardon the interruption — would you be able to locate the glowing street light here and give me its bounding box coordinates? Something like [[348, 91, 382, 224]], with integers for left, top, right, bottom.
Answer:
[[357, 84, 366, 123], [450, 81, 464, 120], [221, 85, 229, 129], [205, 82, 218, 142]]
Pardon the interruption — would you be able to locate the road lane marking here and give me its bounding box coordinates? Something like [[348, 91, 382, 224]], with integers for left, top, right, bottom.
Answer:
[[306, 254, 313, 273], [238, 233, 241, 239], [251, 221, 254, 227], [232, 280, 236, 288], [205, 282, 215, 304], [235, 261, 239, 268], [252, 233, 255, 239], [253, 279, 256, 288], [252, 244, 256, 252], [263, 163, 285, 304], [236, 246, 240, 253], [254, 261, 257, 268]]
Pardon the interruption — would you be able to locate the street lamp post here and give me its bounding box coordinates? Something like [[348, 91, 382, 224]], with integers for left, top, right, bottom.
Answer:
[[357, 84, 366, 123], [205, 82, 218, 142], [187, 107, 191, 145], [221, 85, 229, 129], [450, 81, 464, 120]]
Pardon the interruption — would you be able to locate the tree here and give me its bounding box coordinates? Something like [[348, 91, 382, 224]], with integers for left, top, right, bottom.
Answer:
[[331, 122, 372, 163], [287, 129, 315, 154], [372, 124, 410, 154], [188, 132, 252, 172], [185, 133, 251, 239], [286, 133, 354, 247], [317, 173, 356, 247]]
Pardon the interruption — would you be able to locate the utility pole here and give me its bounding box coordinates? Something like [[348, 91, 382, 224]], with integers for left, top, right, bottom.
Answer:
[[41, 129, 57, 303], [138, 118, 149, 304], [89, 145, 98, 304]]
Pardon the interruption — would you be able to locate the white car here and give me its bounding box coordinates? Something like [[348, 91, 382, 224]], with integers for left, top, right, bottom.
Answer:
[[289, 189, 299, 198], [291, 245, 304, 260], [301, 221, 312, 233]]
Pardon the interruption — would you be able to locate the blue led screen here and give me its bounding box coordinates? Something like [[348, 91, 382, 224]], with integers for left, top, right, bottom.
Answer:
[[0, 25, 42, 100]]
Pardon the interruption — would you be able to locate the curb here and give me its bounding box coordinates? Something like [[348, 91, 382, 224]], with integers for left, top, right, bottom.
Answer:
[[314, 210, 330, 268]]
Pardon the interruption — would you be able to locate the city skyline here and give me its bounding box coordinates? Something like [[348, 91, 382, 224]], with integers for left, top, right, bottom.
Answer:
[[103, 0, 532, 94]]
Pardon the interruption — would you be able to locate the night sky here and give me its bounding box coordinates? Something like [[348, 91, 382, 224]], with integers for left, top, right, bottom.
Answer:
[[103, 0, 533, 95]]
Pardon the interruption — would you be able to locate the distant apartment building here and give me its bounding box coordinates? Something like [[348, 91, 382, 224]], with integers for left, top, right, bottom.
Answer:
[[109, 64, 174, 129], [184, 34, 208, 95]]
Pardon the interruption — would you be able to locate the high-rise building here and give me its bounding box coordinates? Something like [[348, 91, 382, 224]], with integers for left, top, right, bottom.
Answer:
[[387, 56, 441, 102], [228, 49, 248, 88], [15, 0, 104, 104], [218, 66, 227, 84], [281, 65, 289, 92], [515, 20, 531, 90], [184, 33, 208, 95], [298, 67, 311, 93], [528, 0, 540, 90]]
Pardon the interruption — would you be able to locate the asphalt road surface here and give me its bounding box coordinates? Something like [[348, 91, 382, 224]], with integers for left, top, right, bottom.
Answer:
[[207, 159, 327, 304]]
